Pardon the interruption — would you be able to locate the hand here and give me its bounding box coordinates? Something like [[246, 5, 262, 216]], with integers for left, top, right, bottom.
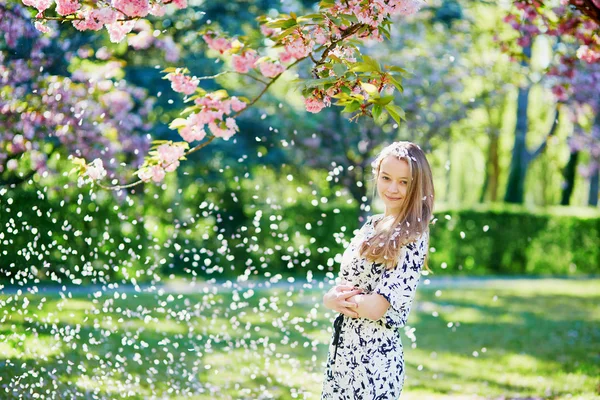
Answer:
[[323, 284, 364, 318]]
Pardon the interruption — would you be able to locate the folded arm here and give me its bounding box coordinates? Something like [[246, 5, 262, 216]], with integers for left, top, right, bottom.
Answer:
[[348, 292, 390, 321]]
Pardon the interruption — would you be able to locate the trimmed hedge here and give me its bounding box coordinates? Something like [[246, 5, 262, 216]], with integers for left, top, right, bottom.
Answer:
[[428, 205, 600, 275], [2, 174, 598, 284]]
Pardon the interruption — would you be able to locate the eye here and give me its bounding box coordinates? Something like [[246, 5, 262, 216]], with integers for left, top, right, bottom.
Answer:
[[382, 176, 390, 180], [401, 181, 408, 185]]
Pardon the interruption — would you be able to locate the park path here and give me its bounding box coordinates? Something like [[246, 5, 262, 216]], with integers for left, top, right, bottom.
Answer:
[[0, 275, 593, 297]]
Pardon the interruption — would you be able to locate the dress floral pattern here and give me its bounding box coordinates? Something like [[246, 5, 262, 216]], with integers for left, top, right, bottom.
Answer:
[[321, 213, 429, 400]]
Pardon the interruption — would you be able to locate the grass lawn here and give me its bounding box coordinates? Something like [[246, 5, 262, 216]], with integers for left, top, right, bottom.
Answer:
[[0, 278, 598, 399]]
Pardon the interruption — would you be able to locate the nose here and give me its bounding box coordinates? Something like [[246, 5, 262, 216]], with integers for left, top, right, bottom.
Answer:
[[388, 182, 399, 193]]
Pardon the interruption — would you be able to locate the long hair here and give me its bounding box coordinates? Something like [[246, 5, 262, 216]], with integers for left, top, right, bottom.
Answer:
[[359, 141, 435, 270]]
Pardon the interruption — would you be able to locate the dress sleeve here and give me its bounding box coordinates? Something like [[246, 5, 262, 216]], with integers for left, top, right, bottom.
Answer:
[[373, 231, 429, 329]]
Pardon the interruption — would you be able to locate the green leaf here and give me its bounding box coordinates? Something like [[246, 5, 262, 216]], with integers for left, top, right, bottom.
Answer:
[[360, 82, 378, 94], [361, 55, 381, 72], [319, 0, 335, 7], [339, 13, 358, 23], [378, 95, 395, 105], [169, 118, 188, 130], [350, 62, 378, 73], [266, 17, 297, 29], [372, 104, 382, 120], [342, 101, 361, 113], [385, 65, 408, 74], [297, 13, 324, 22], [299, 76, 339, 90], [180, 106, 197, 115], [333, 63, 347, 77], [385, 104, 406, 124], [389, 76, 404, 93]]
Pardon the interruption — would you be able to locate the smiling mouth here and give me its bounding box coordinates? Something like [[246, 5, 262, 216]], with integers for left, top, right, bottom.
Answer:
[[385, 195, 402, 201]]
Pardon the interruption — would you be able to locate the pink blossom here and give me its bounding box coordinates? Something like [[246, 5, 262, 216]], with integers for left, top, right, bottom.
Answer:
[[164, 161, 179, 172], [111, 0, 150, 18], [190, 108, 221, 125], [138, 167, 153, 182], [227, 96, 247, 113], [150, 165, 166, 182], [149, 3, 166, 16], [279, 50, 293, 64], [231, 50, 258, 73], [304, 97, 326, 113], [167, 72, 199, 95], [22, 0, 53, 12], [577, 45, 600, 63], [283, 37, 313, 60], [258, 61, 285, 78], [73, 8, 117, 31], [311, 26, 328, 45], [208, 118, 238, 140], [551, 85, 569, 101], [91, 7, 119, 24], [157, 143, 185, 166], [34, 21, 51, 33], [171, 0, 187, 9], [129, 29, 154, 50], [179, 116, 207, 142], [260, 24, 276, 37], [86, 158, 107, 180], [516, 36, 531, 48], [106, 20, 136, 43], [203, 34, 232, 54], [55, 0, 80, 16]]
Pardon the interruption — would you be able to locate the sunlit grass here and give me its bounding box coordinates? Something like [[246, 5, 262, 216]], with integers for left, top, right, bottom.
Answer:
[[0, 278, 598, 399]]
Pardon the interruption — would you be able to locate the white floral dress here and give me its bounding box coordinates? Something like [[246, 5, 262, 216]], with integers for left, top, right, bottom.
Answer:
[[321, 213, 429, 400]]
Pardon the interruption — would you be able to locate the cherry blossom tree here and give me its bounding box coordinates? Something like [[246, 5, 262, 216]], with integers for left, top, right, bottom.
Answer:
[[16, 0, 428, 190], [501, 0, 600, 205], [0, 2, 152, 186]]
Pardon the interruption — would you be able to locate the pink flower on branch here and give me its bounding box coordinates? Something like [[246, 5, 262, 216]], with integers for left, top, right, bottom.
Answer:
[[106, 20, 136, 43], [157, 143, 185, 166], [166, 71, 199, 95], [202, 33, 232, 54], [258, 61, 285, 78], [283, 36, 314, 60], [56, 0, 80, 16], [227, 96, 247, 113], [208, 118, 239, 140], [577, 45, 600, 63], [232, 50, 258, 73], [111, 0, 150, 18], [22, 0, 53, 12], [305, 96, 327, 113], [85, 158, 107, 181]]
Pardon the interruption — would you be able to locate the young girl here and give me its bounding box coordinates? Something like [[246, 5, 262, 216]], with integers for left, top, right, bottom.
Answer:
[[321, 141, 434, 399]]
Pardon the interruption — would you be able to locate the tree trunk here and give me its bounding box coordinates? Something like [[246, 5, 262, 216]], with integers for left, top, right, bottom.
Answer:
[[560, 150, 579, 205], [589, 168, 599, 207], [504, 85, 530, 204], [445, 138, 452, 202], [479, 131, 500, 203]]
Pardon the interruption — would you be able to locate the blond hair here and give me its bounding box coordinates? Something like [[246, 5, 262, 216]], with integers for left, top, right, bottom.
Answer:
[[359, 141, 435, 270]]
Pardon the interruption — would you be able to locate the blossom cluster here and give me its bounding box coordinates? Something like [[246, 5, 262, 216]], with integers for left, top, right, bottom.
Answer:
[[1, 3, 151, 183], [136, 142, 187, 183], [20, 0, 188, 42], [503, 0, 600, 101]]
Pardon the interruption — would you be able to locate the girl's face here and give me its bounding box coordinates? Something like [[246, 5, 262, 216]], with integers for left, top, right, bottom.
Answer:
[[376, 155, 410, 216]]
